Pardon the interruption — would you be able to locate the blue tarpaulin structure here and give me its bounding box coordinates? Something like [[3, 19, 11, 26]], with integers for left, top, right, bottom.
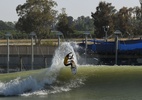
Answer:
[[81, 39, 142, 54]]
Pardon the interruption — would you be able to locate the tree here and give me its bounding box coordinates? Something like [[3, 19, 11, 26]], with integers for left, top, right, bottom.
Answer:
[[114, 7, 134, 37], [91, 1, 116, 38], [56, 8, 74, 38], [74, 16, 94, 31], [16, 0, 57, 44], [133, 6, 142, 36], [0, 20, 14, 30]]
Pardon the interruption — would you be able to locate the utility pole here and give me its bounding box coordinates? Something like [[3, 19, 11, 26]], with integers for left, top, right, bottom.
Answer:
[[84, 32, 90, 64], [30, 32, 36, 70], [56, 32, 63, 47], [103, 26, 109, 42], [5, 32, 11, 73], [114, 30, 121, 65]]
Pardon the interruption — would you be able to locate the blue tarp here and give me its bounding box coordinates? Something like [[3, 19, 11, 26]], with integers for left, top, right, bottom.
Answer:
[[119, 43, 142, 51], [88, 39, 142, 53], [91, 42, 115, 53]]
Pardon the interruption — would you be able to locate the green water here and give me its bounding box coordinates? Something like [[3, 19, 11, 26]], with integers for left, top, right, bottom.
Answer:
[[56, 66, 142, 100], [1, 66, 142, 100]]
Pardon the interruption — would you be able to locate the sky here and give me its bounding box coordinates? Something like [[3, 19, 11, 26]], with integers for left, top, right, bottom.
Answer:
[[0, 0, 140, 22]]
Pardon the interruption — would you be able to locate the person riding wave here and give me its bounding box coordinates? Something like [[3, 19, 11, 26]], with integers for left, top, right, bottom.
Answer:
[[64, 52, 75, 68]]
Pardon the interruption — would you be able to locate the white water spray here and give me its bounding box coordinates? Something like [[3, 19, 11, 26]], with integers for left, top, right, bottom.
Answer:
[[35, 42, 79, 85], [0, 42, 80, 96], [51, 42, 78, 70]]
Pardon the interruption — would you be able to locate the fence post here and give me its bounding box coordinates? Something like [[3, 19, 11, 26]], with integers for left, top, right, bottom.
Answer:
[[20, 56, 23, 71], [44, 57, 47, 68]]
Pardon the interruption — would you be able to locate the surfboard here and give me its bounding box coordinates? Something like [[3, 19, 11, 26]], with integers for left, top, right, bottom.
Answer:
[[71, 61, 77, 75]]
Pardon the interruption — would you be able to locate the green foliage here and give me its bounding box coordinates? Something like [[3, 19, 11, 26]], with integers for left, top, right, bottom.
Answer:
[[0, 29, 28, 39], [91, 1, 116, 38], [16, 0, 58, 44], [91, 1, 142, 38], [1, 1, 142, 39], [0, 20, 14, 30], [114, 7, 134, 36], [74, 16, 94, 31], [56, 8, 94, 39], [56, 8, 74, 38], [132, 6, 142, 36]]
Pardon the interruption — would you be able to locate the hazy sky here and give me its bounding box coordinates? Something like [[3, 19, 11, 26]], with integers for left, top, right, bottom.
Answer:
[[0, 0, 140, 22]]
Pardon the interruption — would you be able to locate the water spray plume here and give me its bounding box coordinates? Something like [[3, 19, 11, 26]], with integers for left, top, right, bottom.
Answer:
[[0, 42, 80, 96]]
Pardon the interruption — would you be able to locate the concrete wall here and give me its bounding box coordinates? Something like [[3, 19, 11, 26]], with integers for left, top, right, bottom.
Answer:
[[0, 45, 57, 70], [0, 55, 53, 70]]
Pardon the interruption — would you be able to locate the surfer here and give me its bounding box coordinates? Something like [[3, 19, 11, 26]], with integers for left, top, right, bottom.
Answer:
[[64, 52, 74, 68], [64, 52, 77, 74]]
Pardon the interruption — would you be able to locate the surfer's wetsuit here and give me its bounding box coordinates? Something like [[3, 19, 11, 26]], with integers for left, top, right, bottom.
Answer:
[[64, 52, 73, 66]]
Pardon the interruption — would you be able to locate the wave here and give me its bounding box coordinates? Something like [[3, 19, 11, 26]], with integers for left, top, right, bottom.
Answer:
[[1, 65, 142, 97], [1, 41, 142, 97], [0, 42, 83, 96]]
